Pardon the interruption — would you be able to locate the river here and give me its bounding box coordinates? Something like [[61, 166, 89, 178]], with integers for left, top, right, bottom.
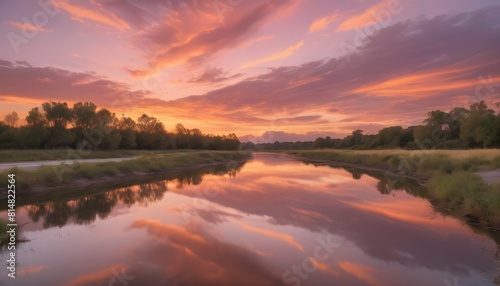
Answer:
[[1, 153, 498, 286]]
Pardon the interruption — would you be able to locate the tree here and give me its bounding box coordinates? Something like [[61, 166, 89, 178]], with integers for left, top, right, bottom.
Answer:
[[470, 100, 494, 115], [424, 110, 447, 127], [4, 111, 19, 127], [115, 117, 137, 149], [135, 114, 169, 149], [95, 108, 120, 150], [350, 130, 364, 146], [42, 101, 74, 148], [26, 107, 47, 127], [42, 101, 72, 129], [188, 128, 204, 149], [174, 123, 189, 149], [376, 126, 402, 148], [222, 133, 240, 150], [25, 107, 48, 148], [72, 102, 98, 130], [136, 114, 164, 134], [460, 101, 500, 148]]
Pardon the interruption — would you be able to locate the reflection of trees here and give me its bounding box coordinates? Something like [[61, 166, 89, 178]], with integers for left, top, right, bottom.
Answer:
[[301, 160, 425, 197], [174, 161, 246, 189], [25, 162, 246, 229]]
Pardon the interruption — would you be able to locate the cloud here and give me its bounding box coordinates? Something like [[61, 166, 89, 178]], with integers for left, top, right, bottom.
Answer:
[[128, 0, 293, 74], [128, 219, 284, 286], [3, 6, 500, 137], [187, 67, 242, 84], [34, 77, 53, 83], [336, 0, 399, 31], [0, 60, 150, 107], [238, 222, 304, 252], [54, 0, 131, 31], [240, 131, 335, 143], [171, 156, 491, 276], [309, 11, 339, 32], [241, 40, 304, 68], [245, 35, 274, 46], [154, 6, 500, 135], [9, 21, 50, 32]]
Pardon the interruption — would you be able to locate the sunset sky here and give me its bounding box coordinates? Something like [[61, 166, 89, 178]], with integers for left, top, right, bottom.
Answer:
[[1, 0, 499, 142]]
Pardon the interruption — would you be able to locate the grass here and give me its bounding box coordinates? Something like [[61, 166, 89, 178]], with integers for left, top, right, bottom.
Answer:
[[0, 149, 176, 163], [0, 151, 252, 196], [287, 149, 500, 229], [287, 149, 500, 178]]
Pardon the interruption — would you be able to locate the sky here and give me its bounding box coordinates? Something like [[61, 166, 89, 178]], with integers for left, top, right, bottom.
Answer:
[[0, 0, 499, 142]]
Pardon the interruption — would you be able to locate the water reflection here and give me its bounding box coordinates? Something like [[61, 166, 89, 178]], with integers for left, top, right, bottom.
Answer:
[[0, 153, 498, 286], [21, 161, 246, 229]]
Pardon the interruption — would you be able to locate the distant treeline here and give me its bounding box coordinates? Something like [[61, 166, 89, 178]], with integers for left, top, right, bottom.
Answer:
[[0, 101, 240, 150], [242, 101, 500, 150]]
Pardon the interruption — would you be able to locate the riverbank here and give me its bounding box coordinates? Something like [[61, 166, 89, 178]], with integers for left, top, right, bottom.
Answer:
[[0, 151, 252, 198], [287, 149, 500, 230], [0, 149, 177, 163]]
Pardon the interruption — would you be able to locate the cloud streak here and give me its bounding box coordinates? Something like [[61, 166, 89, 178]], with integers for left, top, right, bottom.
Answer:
[[241, 40, 304, 68], [309, 11, 339, 32], [54, 0, 131, 31]]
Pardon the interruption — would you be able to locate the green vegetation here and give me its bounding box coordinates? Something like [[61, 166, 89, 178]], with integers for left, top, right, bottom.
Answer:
[[242, 100, 500, 151], [288, 149, 500, 229], [0, 149, 175, 163], [0, 151, 252, 195], [0, 101, 240, 151]]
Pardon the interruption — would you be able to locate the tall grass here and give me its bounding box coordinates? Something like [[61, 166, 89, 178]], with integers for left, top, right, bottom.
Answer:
[[0, 151, 252, 195], [288, 149, 500, 229], [0, 149, 176, 163], [288, 149, 500, 179]]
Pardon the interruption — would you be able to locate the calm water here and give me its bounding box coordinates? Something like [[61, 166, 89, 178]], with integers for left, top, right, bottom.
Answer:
[[1, 153, 498, 286]]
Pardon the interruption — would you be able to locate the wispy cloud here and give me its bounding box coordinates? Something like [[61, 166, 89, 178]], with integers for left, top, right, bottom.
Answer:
[[336, 0, 395, 31], [187, 67, 242, 84], [128, 0, 293, 76], [54, 0, 130, 31], [241, 40, 304, 68], [309, 11, 339, 32], [9, 21, 50, 32]]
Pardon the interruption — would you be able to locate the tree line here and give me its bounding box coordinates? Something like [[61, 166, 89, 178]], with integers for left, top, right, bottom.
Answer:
[[242, 101, 500, 150], [0, 101, 240, 150]]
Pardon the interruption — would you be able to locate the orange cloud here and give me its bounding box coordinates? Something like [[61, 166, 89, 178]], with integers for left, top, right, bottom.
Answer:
[[337, 261, 380, 286], [313, 260, 339, 277], [239, 222, 304, 252], [9, 21, 49, 32], [54, 0, 130, 31], [131, 219, 207, 244], [134, 1, 292, 73], [245, 35, 274, 46], [309, 12, 339, 32], [352, 65, 500, 97], [336, 0, 398, 31], [241, 40, 304, 68], [65, 264, 128, 286]]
